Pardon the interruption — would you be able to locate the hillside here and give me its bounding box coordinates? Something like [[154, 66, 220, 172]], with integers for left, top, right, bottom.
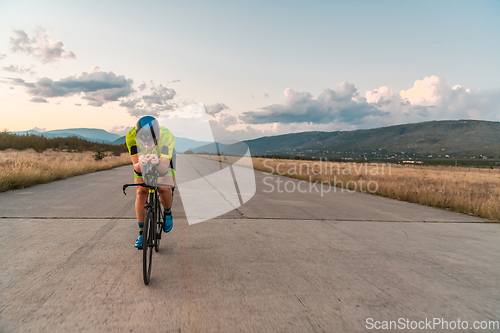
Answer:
[[12, 128, 209, 153], [14, 128, 121, 143], [244, 120, 500, 160]]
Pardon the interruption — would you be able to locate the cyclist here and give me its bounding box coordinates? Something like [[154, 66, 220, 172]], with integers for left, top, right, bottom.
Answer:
[[126, 116, 176, 249]]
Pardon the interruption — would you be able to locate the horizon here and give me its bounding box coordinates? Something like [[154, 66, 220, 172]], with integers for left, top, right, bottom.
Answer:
[[11, 118, 500, 143], [1, 1, 499, 141]]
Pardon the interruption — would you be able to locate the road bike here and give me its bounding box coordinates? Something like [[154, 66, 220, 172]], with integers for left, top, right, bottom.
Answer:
[[123, 161, 175, 285]]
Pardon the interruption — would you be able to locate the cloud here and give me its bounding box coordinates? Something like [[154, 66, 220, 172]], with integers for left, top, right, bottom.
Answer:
[[368, 76, 500, 123], [75, 103, 81, 106], [119, 82, 177, 117], [8, 69, 134, 106], [0, 54, 6, 60], [2, 64, 35, 75], [108, 125, 133, 135], [264, 93, 269, 98], [142, 84, 176, 106], [240, 77, 500, 130], [30, 97, 48, 103], [209, 113, 251, 141], [209, 114, 333, 142], [206, 102, 229, 116], [400, 76, 452, 107], [10, 27, 76, 64], [6, 77, 32, 86], [168, 79, 181, 83], [30, 127, 46, 132], [241, 83, 387, 125]]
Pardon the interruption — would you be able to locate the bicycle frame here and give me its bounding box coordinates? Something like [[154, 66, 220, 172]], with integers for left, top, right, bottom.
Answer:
[[123, 163, 175, 285]]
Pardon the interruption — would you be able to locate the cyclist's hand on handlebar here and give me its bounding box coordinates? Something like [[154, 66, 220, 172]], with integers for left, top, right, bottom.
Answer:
[[139, 154, 150, 165], [149, 154, 160, 166]]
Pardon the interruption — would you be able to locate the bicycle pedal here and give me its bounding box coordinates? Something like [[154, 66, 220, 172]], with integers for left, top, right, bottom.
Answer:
[[156, 232, 162, 239]]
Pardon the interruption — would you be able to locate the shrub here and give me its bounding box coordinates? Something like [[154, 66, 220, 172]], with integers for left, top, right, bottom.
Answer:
[[93, 149, 107, 161]]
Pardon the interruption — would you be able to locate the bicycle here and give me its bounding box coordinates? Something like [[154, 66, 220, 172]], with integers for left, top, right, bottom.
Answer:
[[123, 161, 175, 285]]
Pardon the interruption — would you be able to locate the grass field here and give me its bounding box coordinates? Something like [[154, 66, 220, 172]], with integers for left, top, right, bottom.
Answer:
[[201, 154, 500, 222], [0, 149, 131, 192]]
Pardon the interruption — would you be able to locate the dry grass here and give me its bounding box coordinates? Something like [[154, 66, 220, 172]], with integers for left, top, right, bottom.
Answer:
[[199, 154, 500, 221], [253, 158, 500, 221], [0, 149, 132, 192]]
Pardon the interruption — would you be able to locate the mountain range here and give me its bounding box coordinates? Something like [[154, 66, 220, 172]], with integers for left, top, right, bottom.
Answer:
[[12, 120, 500, 159], [14, 128, 121, 143], [13, 128, 210, 153], [243, 120, 500, 160]]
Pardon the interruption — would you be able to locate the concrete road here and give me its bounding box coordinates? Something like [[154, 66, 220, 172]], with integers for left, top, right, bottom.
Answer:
[[0, 155, 498, 332]]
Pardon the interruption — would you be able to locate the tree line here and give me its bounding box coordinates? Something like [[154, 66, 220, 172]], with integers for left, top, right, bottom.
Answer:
[[0, 132, 127, 156]]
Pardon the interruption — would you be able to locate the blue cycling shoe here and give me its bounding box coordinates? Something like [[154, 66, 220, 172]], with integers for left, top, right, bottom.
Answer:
[[163, 210, 173, 233], [134, 234, 143, 249]]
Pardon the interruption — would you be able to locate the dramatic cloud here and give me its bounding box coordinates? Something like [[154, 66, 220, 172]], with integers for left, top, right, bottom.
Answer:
[[10, 27, 76, 64], [241, 83, 387, 125], [8, 69, 134, 106], [206, 103, 229, 116], [368, 76, 500, 123], [119, 83, 177, 117], [30, 97, 48, 103], [2, 64, 35, 75], [240, 77, 500, 129]]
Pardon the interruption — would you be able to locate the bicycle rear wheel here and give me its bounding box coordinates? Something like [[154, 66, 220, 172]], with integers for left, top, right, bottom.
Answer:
[[143, 207, 154, 285]]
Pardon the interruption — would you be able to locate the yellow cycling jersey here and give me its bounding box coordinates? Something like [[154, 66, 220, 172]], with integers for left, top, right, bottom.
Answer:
[[126, 126, 175, 159], [126, 126, 176, 179]]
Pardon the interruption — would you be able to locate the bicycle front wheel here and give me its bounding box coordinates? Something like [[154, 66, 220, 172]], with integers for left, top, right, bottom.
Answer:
[[155, 194, 162, 252], [143, 207, 154, 285]]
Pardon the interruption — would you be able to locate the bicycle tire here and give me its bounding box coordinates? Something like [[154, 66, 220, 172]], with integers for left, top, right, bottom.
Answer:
[[155, 193, 162, 252], [143, 207, 154, 285]]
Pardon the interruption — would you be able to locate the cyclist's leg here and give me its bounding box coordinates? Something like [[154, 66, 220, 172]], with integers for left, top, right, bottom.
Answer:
[[157, 175, 174, 209], [158, 174, 174, 232]]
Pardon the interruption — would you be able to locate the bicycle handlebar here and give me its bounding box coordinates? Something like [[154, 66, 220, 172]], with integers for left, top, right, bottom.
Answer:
[[123, 183, 175, 194], [123, 159, 176, 195], [122, 183, 175, 195]]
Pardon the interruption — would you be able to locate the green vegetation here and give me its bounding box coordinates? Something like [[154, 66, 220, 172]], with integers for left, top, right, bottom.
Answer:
[[0, 131, 127, 156]]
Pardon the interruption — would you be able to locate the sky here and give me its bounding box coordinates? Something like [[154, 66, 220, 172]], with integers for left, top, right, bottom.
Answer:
[[0, 0, 499, 141]]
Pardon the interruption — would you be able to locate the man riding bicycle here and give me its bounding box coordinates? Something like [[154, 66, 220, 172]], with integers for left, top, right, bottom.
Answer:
[[126, 116, 175, 249]]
